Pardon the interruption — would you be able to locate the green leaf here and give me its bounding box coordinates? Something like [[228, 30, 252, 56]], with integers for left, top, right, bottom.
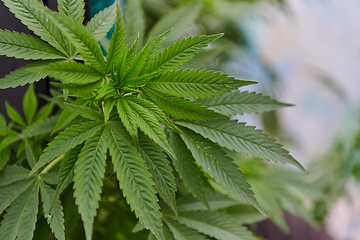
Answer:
[[127, 96, 177, 131], [8, 115, 58, 144], [138, 133, 177, 213], [64, 103, 103, 121], [39, 182, 65, 240], [145, 34, 222, 73], [30, 62, 103, 84], [23, 84, 37, 125], [57, 0, 85, 24], [46, 9, 106, 72], [177, 120, 305, 171], [144, 88, 225, 121], [164, 218, 209, 240], [73, 127, 108, 240], [0, 179, 35, 215], [126, 36, 139, 65], [124, 0, 145, 47], [0, 114, 6, 129], [1, 0, 69, 56], [51, 81, 102, 93], [121, 46, 149, 82], [40, 172, 58, 185], [0, 61, 57, 89], [24, 139, 37, 169], [52, 99, 89, 134], [169, 132, 209, 209], [147, 2, 201, 46], [116, 98, 138, 141], [33, 103, 54, 123], [196, 91, 293, 116], [179, 127, 262, 213], [0, 180, 39, 240], [176, 192, 239, 212], [0, 29, 66, 60], [55, 144, 82, 199], [148, 69, 256, 99], [30, 121, 102, 175], [168, 211, 256, 240], [0, 165, 30, 187], [0, 147, 11, 171], [108, 121, 164, 240], [87, 3, 116, 41], [103, 99, 116, 122], [5, 102, 26, 127], [105, 0, 126, 73], [124, 96, 174, 158], [141, 29, 171, 71]]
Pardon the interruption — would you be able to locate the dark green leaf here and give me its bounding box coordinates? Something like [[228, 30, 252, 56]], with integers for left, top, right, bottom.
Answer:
[[39, 182, 65, 240], [148, 69, 255, 99], [196, 91, 293, 116], [138, 133, 177, 213], [30, 121, 103, 175], [179, 127, 262, 213], [177, 120, 305, 171], [73, 126, 108, 240], [144, 88, 225, 121], [169, 132, 209, 209], [108, 121, 164, 240], [0, 29, 66, 60]]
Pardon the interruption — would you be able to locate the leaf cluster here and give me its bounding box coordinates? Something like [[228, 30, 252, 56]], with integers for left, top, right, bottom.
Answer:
[[0, 0, 305, 239]]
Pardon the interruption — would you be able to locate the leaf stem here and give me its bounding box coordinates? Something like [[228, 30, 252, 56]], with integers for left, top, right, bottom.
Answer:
[[40, 154, 65, 174]]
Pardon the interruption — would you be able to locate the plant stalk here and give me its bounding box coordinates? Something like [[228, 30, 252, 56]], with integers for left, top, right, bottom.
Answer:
[[40, 153, 65, 174]]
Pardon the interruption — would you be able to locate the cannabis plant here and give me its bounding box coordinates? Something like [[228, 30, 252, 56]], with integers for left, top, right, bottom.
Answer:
[[0, 0, 305, 239]]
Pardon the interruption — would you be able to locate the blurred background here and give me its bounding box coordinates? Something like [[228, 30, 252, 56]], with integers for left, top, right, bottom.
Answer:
[[1, 0, 360, 239]]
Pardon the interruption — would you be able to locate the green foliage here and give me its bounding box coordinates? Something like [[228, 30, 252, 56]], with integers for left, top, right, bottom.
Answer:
[[0, 0, 307, 239]]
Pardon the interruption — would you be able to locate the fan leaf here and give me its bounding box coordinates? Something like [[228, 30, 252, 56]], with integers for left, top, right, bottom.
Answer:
[[73, 126, 108, 240], [45, 9, 106, 72], [122, 96, 174, 158], [144, 88, 225, 121], [0, 165, 30, 187], [105, 0, 126, 73], [64, 103, 103, 121], [177, 120, 305, 171], [138, 133, 177, 213], [30, 62, 103, 84], [86, 3, 116, 41], [108, 121, 164, 240], [30, 121, 102, 175], [55, 144, 82, 199], [164, 218, 209, 240], [148, 69, 256, 99], [168, 211, 256, 240], [169, 132, 209, 209], [0, 179, 36, 215], [1, 0, 69, 55], [196, 91, 293, 116], [0, 180, 39, 240], [179, 127, 262, 213], [57, 0, 85, 24], [0, 29, 66, 60], [145, 34, 222, 73], [39, 182, 65, 240], [0, 60, 59, 89]]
